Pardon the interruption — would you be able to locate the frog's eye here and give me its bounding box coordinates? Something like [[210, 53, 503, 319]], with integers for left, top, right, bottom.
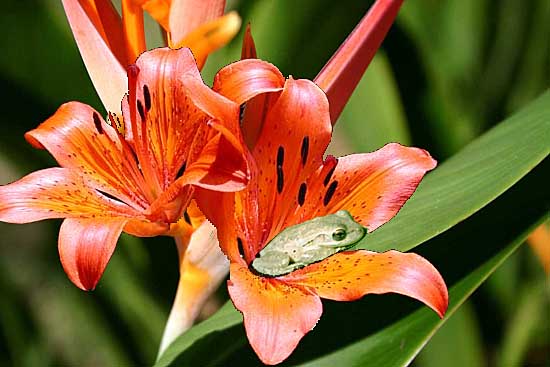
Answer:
[[332, 229, 347, 241]]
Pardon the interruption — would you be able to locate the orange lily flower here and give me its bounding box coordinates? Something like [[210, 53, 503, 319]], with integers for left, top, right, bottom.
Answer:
[[61, 0, 240, 116], [0, 47, 248, 291], [196, 54, 448, 364], [61, 0, 243, 351], [157, 0, 409, 353]]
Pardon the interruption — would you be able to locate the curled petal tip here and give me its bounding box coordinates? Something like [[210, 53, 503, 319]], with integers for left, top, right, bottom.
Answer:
[[173, 11, 242, 69], [168, 0, 227, 45], [59, 218, 126, 291], [213, 59, 285, 105]]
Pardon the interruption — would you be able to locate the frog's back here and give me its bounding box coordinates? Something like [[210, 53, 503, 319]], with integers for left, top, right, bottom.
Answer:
[[269, 211, 359, 248]]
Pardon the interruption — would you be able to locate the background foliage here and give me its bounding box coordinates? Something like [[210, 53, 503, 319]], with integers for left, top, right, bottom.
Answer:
[[0, 0, 548, 366]]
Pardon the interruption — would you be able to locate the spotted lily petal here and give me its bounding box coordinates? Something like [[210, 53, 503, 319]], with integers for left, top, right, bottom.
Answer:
[[296, 143, 437, 232], [0, 168, 140, 224], [245, 78, 331, 258], [59, 217, 127, 290], [282, 250, 448, 318], [205, 77, 332, 262], [123, 48, 247, 205], [228, 263, 323, 365], [61, 0, 127, 115], [25, 101, 151, 209]]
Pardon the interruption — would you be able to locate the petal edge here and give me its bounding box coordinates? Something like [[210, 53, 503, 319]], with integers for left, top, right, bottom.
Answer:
[[59, 218, 127, 290], [283, 250, 448, 318], [228, 263, 322, 365]]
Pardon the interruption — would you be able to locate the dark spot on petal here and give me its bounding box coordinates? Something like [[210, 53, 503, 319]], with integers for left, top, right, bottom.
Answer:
[[323, 180, 338, 206], [96, 189, 124, 204], [277, 146, 284, 167], [300, 136, 309, 166], [183, 211, 191, 225], [298, 182, 307, 206], [93, 113, 103, 134], [143, 84, 151, 111], [276, 166, 284, 194], [176, 161, 187, 178], [323, 164, 337, 186], [137, 100, 146, 121], [237, 237, 244, 258]]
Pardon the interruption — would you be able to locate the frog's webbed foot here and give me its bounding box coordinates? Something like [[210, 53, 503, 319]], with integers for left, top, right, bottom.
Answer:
[[251, 251, 293, 277]]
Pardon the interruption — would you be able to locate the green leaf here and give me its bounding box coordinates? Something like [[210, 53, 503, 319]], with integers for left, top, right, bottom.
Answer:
[[156, 90, 550, 366], [507, 0, 550, 111], [357, 89, 550, 252], [397, 0, 489, 154], [498, 281, 549, 367], [415, 302, 484, 367]]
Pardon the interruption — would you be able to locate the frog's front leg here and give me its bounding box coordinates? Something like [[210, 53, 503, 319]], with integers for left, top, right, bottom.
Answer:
[[251, 250, 295, 276]]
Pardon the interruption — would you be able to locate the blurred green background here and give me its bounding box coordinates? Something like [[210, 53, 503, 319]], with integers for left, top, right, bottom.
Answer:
[[0, 0, 548, 366]]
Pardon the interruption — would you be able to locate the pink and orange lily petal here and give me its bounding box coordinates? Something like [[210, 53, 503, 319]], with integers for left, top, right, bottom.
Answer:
[[0, 47, 249, 290], [229, 249, 447, 365], [282, 250, 448, 316], [228, 262, 323, 365], [197, 58, 447, 365], [59, 218, 128, 290]]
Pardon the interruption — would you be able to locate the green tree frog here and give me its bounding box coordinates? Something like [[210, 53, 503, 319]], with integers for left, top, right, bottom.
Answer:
[[251, 210, 367, 276]]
